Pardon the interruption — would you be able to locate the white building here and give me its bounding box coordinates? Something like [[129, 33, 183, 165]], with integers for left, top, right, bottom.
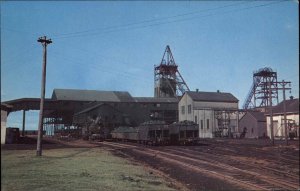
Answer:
[[266, 98, 299, 139], [1, 104, 12, 144], [179, 91, 239, 138]]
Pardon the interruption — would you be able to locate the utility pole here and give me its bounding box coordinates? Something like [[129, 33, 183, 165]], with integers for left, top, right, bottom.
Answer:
[[268, 81, 274, 146], [37, 36, 52, 156], [266, 80, 291, 146], [277, 80, 291, 146], [282, 82, 288, 146]]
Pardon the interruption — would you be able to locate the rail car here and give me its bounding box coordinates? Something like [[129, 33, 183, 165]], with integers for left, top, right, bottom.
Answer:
[[111, 120, 199, 145]]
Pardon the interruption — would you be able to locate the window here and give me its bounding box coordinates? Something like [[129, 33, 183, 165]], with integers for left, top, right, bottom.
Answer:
[[194, 116, 197, 124], [201, 120, 203, 129], [188, 105, 192, 114], [181, 106, 185, 114], [207, 119, 209, 129], [251, 128, 253, 134]]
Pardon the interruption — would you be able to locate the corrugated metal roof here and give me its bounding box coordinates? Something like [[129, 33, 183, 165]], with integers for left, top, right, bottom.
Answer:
[[51, 89, 134, 102], [185, 91, 238, 103], [134, 97, 178, 103], [271, 98, 299, 115]]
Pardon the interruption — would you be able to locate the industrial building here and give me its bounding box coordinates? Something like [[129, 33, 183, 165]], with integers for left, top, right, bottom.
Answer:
[[179, 91, 239, 138], [3, 46, 297, 142], [265, 97, 299, 139], [2, 90, 178, 139]]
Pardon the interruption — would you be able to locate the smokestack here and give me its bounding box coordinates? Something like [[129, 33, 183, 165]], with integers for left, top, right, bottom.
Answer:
[[217, 90, 220, 93], [196, 88, 199, 92]]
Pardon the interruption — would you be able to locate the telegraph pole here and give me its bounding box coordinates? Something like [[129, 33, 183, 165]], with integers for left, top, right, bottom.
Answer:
[[37, 36, 52, 156], [268, 81, 274, 146], [277, 80, 291, 146], [266, 80, 291, 146]]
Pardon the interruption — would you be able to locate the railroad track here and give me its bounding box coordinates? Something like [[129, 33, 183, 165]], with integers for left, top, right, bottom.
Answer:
[[199, 140, 300, 164], [171, 146, 299, 181], [196, 143, 300, 176], [162, 147, 299, 189], [100, 141, 299, 191], [151, 147, 298, 190]]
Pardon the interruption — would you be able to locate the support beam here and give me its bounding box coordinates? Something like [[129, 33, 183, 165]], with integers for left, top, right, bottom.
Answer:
[[22, 110, 26, 137]]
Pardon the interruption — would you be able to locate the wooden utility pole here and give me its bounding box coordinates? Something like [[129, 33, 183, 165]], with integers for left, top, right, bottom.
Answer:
[[283, 82, 288, 145], [267, 80, 291, 146], [37, 36, 52, 156], [268, 81, 274, 146], [277, 80, 291, 146]]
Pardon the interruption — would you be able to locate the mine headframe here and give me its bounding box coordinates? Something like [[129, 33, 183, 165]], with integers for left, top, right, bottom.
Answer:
[[154, 45, 190, 98], [243, 67, 279, 110]]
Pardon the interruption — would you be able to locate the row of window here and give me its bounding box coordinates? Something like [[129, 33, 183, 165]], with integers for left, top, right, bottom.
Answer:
[[181, 105, 210, 130], [181, 105, 192, 114], [194, 116, 210, 129]]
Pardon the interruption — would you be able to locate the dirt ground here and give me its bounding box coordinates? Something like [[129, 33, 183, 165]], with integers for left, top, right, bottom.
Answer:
[[2, 136, 299, 191]]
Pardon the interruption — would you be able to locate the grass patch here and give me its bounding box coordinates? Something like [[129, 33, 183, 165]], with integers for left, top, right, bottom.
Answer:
[[1, 148, 175, 191]]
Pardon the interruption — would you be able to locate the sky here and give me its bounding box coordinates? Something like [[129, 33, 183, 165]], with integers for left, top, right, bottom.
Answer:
[[1, 1, 299, 130]]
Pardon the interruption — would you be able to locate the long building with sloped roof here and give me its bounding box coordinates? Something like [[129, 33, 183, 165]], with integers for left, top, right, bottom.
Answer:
[[2, 88, 179, 138]]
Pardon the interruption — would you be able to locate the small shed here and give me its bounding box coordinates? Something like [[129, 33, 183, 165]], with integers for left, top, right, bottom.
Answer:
[[238, 111, 267, 138]]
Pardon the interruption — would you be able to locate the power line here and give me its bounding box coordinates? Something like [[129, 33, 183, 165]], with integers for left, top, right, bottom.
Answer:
[[1, 1, 289, 40], [54, 0, 288, 40], [51, 1, 251, 38]]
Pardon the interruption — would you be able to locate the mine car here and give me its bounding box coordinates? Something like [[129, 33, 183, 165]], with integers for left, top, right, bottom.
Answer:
[[111, 120, 199, 145]]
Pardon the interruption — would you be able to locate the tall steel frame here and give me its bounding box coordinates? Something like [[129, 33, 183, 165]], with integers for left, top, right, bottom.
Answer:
[[154, 45, 190, 98], [243, 67, 279, 109]]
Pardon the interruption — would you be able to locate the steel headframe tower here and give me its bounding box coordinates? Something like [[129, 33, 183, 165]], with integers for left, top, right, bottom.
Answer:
[[243, 67, 279, 110], [154, 45, 190, 98]]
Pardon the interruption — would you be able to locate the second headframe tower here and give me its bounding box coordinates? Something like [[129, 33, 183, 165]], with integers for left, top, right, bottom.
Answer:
[[154, 45, 190, 98]]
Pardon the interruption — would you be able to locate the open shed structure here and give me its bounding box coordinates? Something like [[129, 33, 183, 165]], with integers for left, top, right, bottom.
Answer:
[[2, 89, 178, 138]]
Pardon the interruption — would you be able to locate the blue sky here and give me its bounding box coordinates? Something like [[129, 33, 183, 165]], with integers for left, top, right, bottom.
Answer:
[[1, 1, 299, 130]]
